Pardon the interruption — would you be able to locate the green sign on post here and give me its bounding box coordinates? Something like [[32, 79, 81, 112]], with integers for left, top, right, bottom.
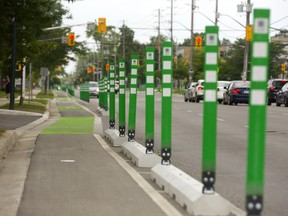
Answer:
[[161, 41, 173, 164], [109, 62, 116, 129], [145, 47, 155, 154], [246, 9, 270, 216], [118, 58, 126, 137], [202, 26, 219, 193], [128, 55, 139, 141]]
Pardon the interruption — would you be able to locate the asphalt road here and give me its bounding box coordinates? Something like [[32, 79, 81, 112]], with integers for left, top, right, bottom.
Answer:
[[108, 92, 288, 216]]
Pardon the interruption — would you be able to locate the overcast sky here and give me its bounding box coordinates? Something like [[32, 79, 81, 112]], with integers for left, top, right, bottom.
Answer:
[[61, 0, 288, 72]]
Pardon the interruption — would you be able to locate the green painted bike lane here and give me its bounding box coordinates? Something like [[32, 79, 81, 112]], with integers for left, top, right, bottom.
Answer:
[[41, 96, 94, 135]]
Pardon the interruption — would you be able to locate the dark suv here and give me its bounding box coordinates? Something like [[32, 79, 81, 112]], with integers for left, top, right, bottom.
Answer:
[[267, 79, 288, 105]]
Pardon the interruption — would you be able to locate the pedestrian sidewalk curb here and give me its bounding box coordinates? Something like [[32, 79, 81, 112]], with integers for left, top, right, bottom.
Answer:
[[0, 101, 51, 163]]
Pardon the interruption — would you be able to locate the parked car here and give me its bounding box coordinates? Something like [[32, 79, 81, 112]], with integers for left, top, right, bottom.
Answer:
[[275, 82, 288, 107], [223, 80, 250, 105], [193, 79, 205, 103], [184, 82, 196, 102], [217, 81, 231, 103], [267, 79, 288, 105], [89, 81, 99, 97]]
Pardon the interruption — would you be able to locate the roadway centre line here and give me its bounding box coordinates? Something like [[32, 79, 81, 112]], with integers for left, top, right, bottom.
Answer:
[[95, 135, 183, 216], [74, 99, 183, 216]]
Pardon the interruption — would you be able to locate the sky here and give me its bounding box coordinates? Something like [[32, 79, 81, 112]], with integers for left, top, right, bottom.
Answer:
[[61, 0, 288, 73]]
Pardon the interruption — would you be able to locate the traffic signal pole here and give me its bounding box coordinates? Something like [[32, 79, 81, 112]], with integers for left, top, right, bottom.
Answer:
[[246, 9, 270, 216], [9, 19, 17, 110]]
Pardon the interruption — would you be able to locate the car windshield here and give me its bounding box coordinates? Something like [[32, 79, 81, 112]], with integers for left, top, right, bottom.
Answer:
[[274, 80, 288, 88], [234, 81, 250, 87], [89, 82, 98, 87], [218, 82, 230, 87]]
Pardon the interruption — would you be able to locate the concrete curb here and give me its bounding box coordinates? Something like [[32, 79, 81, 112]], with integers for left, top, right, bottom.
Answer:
[[122, 141, 162, 168], [151, 164, 231, 215], [0, 102, 51, 163]]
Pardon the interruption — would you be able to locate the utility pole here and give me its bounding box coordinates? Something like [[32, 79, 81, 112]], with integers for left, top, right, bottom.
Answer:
[[158, 9, 161, 71], [215, 0, 219, 25], [242, 0, 252, 81], [189, 0, 195, 83], [170, 0, 173, 42]]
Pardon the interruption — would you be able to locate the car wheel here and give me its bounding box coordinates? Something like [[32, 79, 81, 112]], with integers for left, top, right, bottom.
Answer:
[[285, 97, 288, 107], [228, 96, 233, 105], [195, 95, 200, 103], [189, 97, 192, 102], [184, 97, 188, 102], [234, 102, 238, 105], [276, 98, 281, 107]]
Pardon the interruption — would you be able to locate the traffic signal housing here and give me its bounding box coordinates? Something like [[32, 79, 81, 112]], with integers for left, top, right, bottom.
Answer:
[[98, 18, 107, 33], [195, 36, 202, 48], [281, 63, 286, 73], [68, 32, 75, 46]]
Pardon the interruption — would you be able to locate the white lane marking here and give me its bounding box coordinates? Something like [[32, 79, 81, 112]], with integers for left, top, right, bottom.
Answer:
[[230, 204, 246, 216], [74, 100, 182, 216], [187, 110, 192, 113], [198, 113, 224, 122], [282, 113, 288, 116], [95, 134, 183, 216], [60, 160, 76, 163]]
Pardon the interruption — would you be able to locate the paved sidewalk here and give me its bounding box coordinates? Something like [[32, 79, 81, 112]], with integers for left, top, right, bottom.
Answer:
[[0, 91, 188, 216]]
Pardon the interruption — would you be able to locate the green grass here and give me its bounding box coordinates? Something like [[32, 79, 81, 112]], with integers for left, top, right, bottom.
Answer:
[[0, 102, 46, 113], [41, 117, 94, 134]]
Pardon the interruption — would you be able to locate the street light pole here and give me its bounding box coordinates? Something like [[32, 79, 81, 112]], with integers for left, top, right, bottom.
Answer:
[[189, 0, 195, 83]]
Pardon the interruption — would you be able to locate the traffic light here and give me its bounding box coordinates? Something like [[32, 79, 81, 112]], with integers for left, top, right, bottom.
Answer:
[[281, 63, 286, 73], [246, 25, 253, 41], [98, 18, 107, 33], [105, 64, 109, 71], [92, 65, 96, 72], [68, 32, 75, 46], [87, 67, 91, 74], [195, 36, 202, 48]]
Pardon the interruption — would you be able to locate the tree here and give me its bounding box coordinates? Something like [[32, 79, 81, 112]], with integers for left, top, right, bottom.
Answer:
[[220, 38, 245, 80], [269, 41, 287, 78]]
